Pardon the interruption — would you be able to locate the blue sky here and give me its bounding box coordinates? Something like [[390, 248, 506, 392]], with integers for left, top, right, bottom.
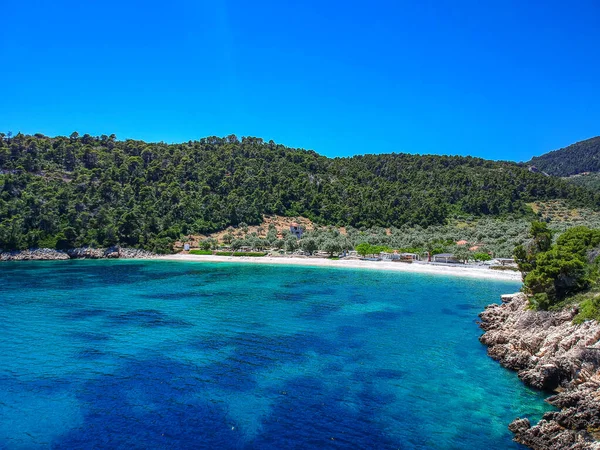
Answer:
[[1, 0, 598, 161]]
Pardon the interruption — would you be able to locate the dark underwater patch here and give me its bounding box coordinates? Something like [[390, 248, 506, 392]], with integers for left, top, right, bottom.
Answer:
[[455, 303, 479, 311], [191, 335, 232, 351], [337, 325, 364, 339], [274, 292, 306, 302], [363, 310, 404, 322], [228, 332, 327, 364], [191, 330, 331, 373], [349, 293, 370, 304], [71, 331, 111, 342], [204, 271, 234, 282], [441, 307, 458, 316], [140, 291, 210, 301], [441, 307, 470, 318], [248, 375, 400, 449], [63, 308, 108, 320], [373, 368, 406, 380], [77, 348, 107, 360], [303, 286, 337, 297], [109, 309, 193, 328], [195, 359, 258, 392], [51, 357, 242, 448], [298, 301, 343, 319]]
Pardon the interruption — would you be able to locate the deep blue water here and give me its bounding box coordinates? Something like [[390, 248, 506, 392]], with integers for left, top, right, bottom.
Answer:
[[0, 261, 551, 449]]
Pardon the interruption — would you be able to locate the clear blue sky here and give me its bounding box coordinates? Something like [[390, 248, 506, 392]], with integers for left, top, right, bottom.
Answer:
[[1, 0, 598, 161]]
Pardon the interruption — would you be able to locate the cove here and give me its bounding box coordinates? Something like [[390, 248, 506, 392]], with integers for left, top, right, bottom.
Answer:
[[0, 260, 552, 449]]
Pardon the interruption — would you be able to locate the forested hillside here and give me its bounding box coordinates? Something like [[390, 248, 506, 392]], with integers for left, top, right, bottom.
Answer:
[[564, 172, 600, 191], [1, 132, 598, 252], [528, 136, 600, 176]]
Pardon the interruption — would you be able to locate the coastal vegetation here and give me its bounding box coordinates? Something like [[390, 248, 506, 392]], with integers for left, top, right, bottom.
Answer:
[[191, 210, 600, 260], [214, 251, 267, 257], [189, 249, 212, 255], [1, 132, 599, 253], [515, 222, 600, 321]]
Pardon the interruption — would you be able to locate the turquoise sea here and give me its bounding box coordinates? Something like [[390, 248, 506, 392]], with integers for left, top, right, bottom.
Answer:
[[0, 260, 551, 449]]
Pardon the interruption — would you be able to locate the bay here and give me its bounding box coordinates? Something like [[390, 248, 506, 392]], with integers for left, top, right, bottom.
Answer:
[[0, 260, 551, 449]]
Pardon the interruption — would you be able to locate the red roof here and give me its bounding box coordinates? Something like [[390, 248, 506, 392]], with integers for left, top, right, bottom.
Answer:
[[456, 240, 468, 246]]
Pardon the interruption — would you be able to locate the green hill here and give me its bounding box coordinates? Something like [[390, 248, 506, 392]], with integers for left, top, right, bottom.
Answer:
[[1, 132, 598, 252], [563, 172, 600, 191], [527, 136, 600, 177]]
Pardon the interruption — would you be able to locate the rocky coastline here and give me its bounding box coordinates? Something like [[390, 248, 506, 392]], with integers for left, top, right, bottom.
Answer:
[[479, 293, 600, 449], [0, 247, 157, 261]]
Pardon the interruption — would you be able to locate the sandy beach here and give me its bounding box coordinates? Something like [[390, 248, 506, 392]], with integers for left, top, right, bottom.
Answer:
[[157, 254, 522, 281]]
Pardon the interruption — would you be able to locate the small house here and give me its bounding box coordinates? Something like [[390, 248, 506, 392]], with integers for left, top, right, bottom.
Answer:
[[496, 258, 516, 266], [432, 253, 459, 264], [401, 252, 420, 261], [290, 222, 303, 239], [380, 252, 399, 261], [183, 243, 190, 251]]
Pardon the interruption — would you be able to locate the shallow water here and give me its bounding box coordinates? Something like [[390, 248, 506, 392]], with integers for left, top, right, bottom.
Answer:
[[0, 260, 550, 449]]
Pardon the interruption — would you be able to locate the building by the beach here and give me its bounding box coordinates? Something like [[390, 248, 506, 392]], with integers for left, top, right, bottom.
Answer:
[[290, 223, 303, 239], [432, 253, 459, 264]]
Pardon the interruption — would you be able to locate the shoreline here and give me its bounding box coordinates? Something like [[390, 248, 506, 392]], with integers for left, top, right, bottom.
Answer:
[[0, 247, 522, 281], [479, 293, 600, 449], [155, 254, 522, 281]]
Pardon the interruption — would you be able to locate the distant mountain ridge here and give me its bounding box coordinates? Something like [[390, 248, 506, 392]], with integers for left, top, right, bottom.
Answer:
[[527, 136, 600, 177]]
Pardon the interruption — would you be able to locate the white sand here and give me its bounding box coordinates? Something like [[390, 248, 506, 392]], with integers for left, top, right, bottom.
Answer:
[[156, 254, 522, 282]]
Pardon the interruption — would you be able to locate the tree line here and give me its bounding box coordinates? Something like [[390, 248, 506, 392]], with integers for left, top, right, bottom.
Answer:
[[516, 222, 600, 312], [1, 132, 599, 252]]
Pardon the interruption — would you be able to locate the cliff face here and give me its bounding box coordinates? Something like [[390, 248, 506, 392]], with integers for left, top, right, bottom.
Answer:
[[479, 293, 600, 449]]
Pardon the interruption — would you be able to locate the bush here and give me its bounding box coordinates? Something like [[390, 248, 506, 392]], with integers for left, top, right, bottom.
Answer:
[[473, 252, 492, 261], [355, 242, 389, 257], [574, 296, 600, 323], [189, 249, 212, 255], [528, 293, 551, 310], [518, 224, 600, 310], [214, 251, 266, 257]]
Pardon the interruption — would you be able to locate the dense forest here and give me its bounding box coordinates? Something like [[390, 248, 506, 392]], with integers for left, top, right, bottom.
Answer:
[[1, 132, 599, 252], [527, 136, 600, 177]]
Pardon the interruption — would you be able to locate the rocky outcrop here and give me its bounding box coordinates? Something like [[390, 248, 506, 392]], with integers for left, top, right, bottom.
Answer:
[[480, 293, 600, 449], [116, 248, 157, 259], [0, 248, 69, 261], [0, 247, 157, 261], [66, 247, 157, 259]]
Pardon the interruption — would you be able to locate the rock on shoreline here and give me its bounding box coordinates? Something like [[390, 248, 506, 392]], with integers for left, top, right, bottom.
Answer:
[[0, 247, 157, 261], [479, 293, 600, 449]]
